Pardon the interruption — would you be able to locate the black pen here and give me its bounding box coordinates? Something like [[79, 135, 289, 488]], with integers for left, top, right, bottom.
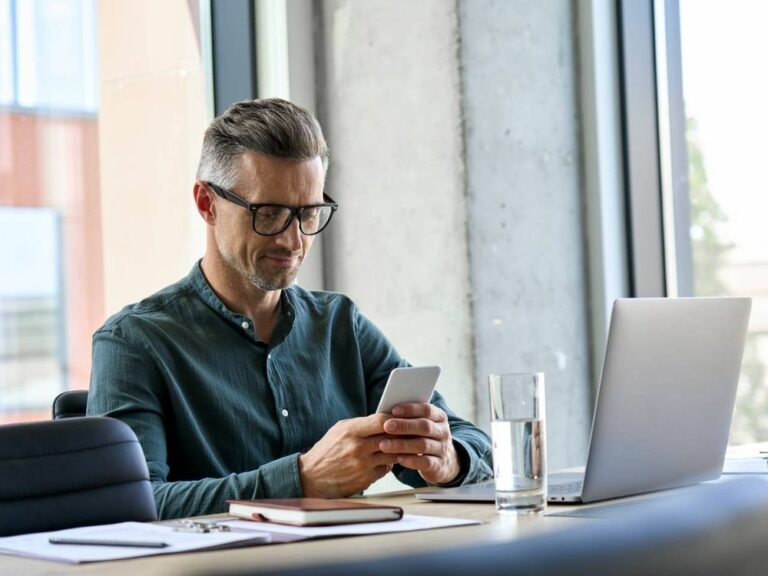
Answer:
[[48, 537, 169, 549]]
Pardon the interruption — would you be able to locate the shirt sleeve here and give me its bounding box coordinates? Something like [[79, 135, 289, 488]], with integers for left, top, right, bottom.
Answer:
[[87, 327, 304, 520], [353, 308, 494, 487]]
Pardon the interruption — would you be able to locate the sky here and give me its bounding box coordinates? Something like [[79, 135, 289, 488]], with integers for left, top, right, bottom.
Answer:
[[679, 0, 768, 262]]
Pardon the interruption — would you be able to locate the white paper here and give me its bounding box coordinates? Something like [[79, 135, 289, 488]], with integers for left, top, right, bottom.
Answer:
[[0, 514, 480, 564], [0, 521, 271, 564], [722, 457, 768, 474]]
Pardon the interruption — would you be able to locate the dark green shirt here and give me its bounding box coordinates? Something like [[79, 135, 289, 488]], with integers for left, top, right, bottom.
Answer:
[[87, 263, 493, 519]]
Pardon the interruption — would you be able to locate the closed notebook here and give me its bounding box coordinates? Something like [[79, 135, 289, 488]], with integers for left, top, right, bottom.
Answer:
[[227, 498, 404, 527]]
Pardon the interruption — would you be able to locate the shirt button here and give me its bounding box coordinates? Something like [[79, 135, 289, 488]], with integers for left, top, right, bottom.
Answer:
[[281, 409, 289, 417], [241, 321, 250, 330]]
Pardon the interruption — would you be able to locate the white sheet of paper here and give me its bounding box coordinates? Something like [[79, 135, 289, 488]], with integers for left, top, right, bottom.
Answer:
[[0, 514, 480, 564], [722, 458, 768, 474], [0, 521, 271, 564]]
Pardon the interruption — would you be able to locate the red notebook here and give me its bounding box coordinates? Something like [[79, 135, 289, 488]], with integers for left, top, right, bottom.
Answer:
[[227, 498, 404, 527]]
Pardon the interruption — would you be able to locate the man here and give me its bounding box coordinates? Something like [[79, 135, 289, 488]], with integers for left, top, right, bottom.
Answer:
[[88, 98, 493, 519]]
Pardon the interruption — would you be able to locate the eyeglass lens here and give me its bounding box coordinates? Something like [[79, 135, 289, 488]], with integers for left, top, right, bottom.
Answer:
[[253, 205, 333, 235]]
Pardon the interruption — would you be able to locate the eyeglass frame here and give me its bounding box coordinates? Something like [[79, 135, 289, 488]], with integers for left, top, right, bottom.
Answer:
[[205, 181, 339, 237]]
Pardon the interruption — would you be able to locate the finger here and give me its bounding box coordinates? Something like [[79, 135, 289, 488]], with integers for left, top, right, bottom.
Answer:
[[370, 464, 393, 483], [372, 451, 401, 467], [379, 437, 442, 456], [395, 454, 441, 474], [383, 417, 446, 438], [343, 435, 395, 459], [391, 403, 447, 422], [364, 434, 398, 454], [346, 413, 390, 437]]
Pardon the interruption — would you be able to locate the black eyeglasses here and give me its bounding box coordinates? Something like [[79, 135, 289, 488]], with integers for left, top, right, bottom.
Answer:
[[206, 182, 338, 236]]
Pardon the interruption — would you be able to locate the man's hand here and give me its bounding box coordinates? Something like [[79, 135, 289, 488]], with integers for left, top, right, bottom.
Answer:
[[299, 414, 399, 498], [379, 403, 461, 485]]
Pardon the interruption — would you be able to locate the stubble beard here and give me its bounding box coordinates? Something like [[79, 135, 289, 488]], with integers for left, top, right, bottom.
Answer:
[[222, 250, 301, 292]]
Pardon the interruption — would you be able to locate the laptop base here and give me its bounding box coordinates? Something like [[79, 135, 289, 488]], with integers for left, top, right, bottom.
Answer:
[[414, 474, 586, 504]]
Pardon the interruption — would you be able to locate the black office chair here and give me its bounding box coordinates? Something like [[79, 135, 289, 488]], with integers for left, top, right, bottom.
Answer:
[[217, 477, 768, 576], [0, 417, 157, 536], [52, 389, 89, 419]]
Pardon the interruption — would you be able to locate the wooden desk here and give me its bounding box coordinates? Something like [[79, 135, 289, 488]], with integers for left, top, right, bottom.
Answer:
[[0, 489, 588, 576]]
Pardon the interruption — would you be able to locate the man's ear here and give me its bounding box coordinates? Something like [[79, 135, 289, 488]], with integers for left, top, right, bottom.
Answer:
[[193, 181, 216, 225]]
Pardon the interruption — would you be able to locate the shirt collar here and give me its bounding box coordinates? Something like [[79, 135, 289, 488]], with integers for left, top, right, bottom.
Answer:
[[186, 260, 296, 344]]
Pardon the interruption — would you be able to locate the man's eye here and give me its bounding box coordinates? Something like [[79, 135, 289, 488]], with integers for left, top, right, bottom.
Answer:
[[302, 208, 321, 222], [257, 207, 283, 220]]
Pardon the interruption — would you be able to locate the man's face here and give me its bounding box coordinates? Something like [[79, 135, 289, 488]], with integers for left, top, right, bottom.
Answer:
[[213, 152, 326, 291]]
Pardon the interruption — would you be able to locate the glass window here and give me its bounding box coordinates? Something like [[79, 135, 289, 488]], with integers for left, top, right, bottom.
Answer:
[[0, 0, 208, 423], [0, 0, 14, 106], [15, 0, 98, 112], [0, 207, 63, 416], [679, 0, 768, 444]]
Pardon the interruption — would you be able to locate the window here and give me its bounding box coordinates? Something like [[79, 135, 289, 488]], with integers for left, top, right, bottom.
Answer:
[[677, 0, 768, 444], [0, 207, 63, 416], [0, 0, 101, 422], [0, 0, 209, 423], [619, 0, 768, 445]]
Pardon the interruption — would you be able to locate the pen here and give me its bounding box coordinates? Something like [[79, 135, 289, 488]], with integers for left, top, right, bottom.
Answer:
[[48, 537, 169, 549]]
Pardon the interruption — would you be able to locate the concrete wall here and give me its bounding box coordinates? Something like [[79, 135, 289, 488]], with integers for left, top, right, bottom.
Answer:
[[315, 0, 592, 472], [316, 0, 476, 421], [459, 0, 592, 468]]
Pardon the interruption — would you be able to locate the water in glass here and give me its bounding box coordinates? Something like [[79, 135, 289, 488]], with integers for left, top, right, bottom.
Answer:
[[492, 418, 546, 513]]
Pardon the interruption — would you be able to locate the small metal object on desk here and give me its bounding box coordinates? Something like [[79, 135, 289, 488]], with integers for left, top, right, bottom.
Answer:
[[174, 520, 231, 533]]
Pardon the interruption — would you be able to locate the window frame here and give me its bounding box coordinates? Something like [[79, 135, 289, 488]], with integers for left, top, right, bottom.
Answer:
[[616, 0, 694, 297]]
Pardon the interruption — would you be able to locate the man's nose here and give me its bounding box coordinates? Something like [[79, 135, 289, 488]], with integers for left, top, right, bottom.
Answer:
[[274, 215, 302, 250]]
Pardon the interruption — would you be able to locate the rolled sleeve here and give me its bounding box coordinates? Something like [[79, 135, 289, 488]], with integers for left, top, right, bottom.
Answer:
[[255, 453, 304, 498]]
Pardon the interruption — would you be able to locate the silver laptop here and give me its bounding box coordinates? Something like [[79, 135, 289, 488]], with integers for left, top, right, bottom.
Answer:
[[416, 297, 752, 505]]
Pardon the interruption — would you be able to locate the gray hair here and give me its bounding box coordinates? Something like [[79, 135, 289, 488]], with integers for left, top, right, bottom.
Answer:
[[196, 98, 329, 189]]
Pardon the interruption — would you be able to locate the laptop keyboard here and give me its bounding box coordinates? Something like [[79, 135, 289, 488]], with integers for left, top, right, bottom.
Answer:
[[548, 480, 584, 495], [548, 472, 585, 496]]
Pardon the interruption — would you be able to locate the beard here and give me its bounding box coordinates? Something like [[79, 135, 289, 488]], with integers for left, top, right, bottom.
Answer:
[[220, 247, 302, 291], [214, 222, 305, 292]]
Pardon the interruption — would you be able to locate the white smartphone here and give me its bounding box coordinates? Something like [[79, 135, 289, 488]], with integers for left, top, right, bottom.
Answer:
[[375, 366, 441, 414]]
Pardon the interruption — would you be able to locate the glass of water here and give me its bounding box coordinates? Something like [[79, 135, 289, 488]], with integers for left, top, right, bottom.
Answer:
[[489, 372, 546, 513]]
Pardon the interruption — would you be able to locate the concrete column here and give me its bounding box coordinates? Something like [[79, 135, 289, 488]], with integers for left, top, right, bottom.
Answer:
[[459, 0, 592, 468], [316, 0, 475, 423]]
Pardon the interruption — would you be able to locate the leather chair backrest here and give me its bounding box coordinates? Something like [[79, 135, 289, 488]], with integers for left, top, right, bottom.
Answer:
[[0, 417, 157, 536], [52, 389, 89, 419]]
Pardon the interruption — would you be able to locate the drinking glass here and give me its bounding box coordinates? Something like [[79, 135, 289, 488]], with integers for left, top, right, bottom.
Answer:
[[489, 372, 546, 513]]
